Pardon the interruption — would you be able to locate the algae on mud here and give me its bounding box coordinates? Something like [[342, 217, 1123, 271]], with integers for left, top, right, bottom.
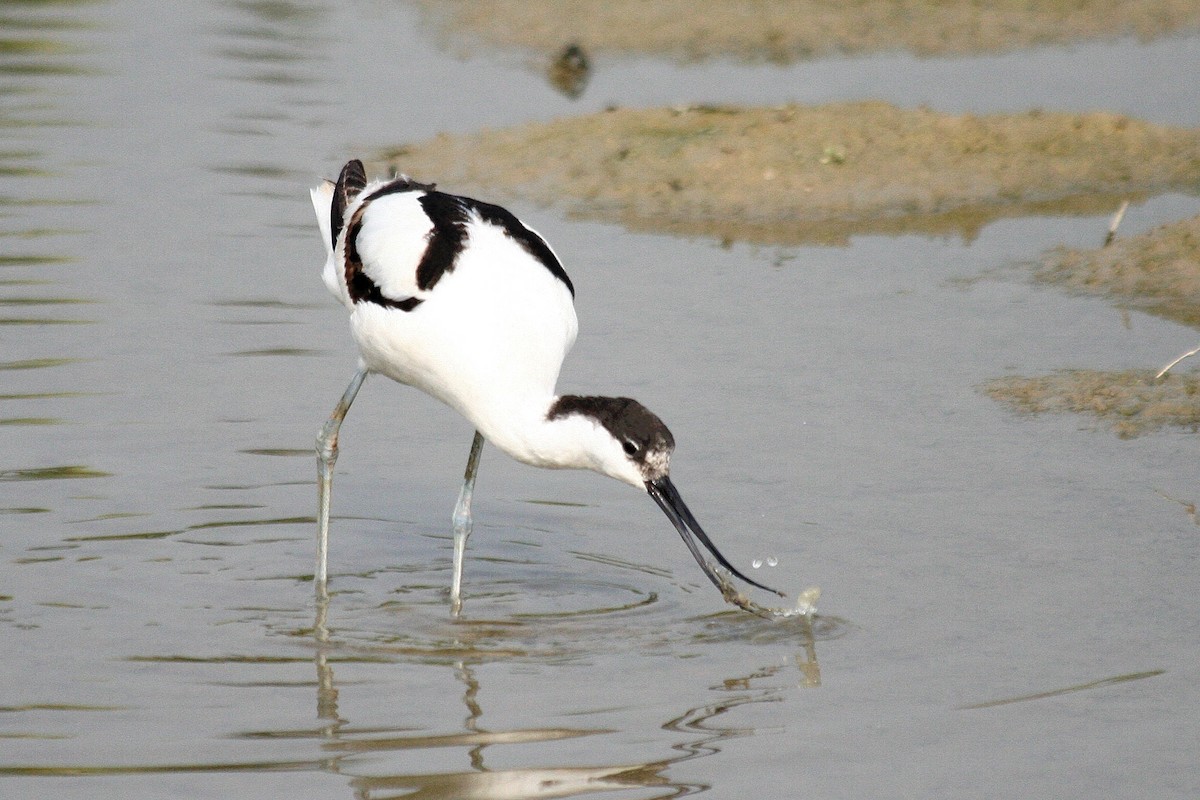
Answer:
[[985, 370, 1200, 438], [417, 0, 1200, 62], [385, 102, 1200, 246]]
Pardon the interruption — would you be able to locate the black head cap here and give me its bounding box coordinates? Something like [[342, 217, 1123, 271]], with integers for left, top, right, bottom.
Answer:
[[548, 395, 674, 481]]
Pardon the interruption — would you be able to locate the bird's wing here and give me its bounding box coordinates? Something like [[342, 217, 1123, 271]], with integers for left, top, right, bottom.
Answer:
[[351, 190, 436, 305]]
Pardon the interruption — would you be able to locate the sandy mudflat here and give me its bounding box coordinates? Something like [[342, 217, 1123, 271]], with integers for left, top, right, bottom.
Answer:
[[385, 102, 1200, 245], [1040, 214, 1200, 327], [417, 0, 1200, 61], [985, 216, 1200, 436]]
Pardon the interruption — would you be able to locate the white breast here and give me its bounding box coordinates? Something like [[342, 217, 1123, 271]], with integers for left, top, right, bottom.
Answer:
[[349, 213, 579, 459]]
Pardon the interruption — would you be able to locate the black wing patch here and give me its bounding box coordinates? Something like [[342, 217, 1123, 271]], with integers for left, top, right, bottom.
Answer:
[[337, 165, 574, 311], [410, 191, 575, 298], [414, 192, 471, 291]]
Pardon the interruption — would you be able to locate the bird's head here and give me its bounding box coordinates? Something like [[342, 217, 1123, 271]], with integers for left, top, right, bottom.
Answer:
[[548, 395, 674, 486], [547, 395, 786, 599]]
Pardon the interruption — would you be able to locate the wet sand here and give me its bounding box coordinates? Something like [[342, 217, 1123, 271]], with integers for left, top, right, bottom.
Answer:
[[385, 102, 1200, 246], [417, 0, 1200, 61]]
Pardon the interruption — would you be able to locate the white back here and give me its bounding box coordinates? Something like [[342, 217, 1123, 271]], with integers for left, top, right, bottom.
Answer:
[[313, 175, 580, 459]]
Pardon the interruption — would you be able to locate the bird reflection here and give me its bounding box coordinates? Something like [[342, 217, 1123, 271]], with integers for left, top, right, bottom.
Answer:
[[311, 597, 823, 798], [796, 619, 821, 688], [313, 591, 344, 736]]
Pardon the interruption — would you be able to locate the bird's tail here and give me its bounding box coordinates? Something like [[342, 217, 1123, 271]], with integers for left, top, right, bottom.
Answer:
[[309, 179, 335, 258], [312, 161, 370, 307]]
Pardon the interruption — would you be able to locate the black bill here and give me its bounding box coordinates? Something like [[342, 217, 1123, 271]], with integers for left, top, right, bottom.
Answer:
[[647, 476, 787, 598]]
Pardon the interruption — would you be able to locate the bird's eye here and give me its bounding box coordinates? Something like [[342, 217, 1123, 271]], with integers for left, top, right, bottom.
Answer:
[[622, 439, 639, 456]]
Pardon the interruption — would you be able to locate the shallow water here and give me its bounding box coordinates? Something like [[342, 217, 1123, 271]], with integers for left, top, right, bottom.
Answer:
[[2, 2, 1199, 798]]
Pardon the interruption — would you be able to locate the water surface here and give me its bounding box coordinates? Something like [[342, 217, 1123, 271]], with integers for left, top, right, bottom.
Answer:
[[2, 2, 1198, 798]]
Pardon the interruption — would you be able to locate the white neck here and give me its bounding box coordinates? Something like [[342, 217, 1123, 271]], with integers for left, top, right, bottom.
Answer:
[[463, 394, 643, 488]]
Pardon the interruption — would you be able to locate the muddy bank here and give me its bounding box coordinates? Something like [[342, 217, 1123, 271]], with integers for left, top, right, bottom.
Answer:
[[1039, 214, 1200, 327], [985, 371, 1200, 437], [385, 102, 1200, 245], [416, 1, 1200, 62], [989, 209, 1200, 437]]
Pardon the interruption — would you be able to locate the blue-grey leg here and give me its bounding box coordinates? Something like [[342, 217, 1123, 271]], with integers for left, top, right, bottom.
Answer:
[[450, 430, 485, 616], [315, 366, 369, 597]]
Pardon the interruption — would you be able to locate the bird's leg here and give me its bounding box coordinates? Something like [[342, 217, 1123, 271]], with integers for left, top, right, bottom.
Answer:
[[449, 430, 485, 616], [315, 366, 368, 597]]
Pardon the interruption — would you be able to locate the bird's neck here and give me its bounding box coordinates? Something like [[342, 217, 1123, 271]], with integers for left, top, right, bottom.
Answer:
[[459, 393, 619, 479], [465, 394, 581, 466]]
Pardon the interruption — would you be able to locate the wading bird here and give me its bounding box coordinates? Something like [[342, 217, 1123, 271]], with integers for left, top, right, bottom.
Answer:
[[311, 159, 785, 614]]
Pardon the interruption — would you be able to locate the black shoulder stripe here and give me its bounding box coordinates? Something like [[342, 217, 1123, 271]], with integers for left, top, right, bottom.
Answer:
[[415, 192, 471, 292], [364, 175, 437, 202], [467, 198, 575, 297], [331, 160, 366, 252]]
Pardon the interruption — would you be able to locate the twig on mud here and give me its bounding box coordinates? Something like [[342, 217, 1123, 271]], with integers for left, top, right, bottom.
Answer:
[[1155, 344, 1200, 380], [1103, 200, 1129, 247]]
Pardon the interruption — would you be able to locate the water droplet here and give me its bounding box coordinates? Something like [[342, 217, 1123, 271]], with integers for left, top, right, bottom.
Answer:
[[766, 556, 778, 567], [751, 558, 763, 569]]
